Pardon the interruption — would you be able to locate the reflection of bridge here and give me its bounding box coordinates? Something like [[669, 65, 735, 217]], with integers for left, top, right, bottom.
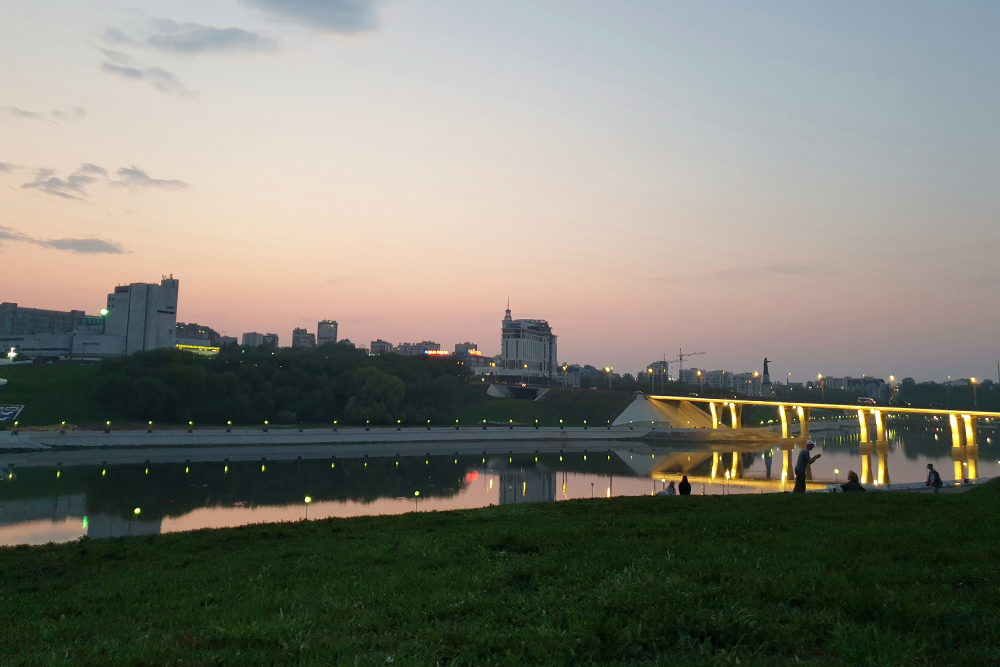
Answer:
[[622, 395, 997, 485]]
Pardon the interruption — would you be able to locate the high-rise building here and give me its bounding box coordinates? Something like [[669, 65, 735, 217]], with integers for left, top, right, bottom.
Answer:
[[261, 333, 279, 347], [104, 277, 179, 355], [292, 328, 315, 348], [455, 341, 478, 354], [498, 304, 557, 384], [317, 320, 338, 345], [370, 339, 393, 354]]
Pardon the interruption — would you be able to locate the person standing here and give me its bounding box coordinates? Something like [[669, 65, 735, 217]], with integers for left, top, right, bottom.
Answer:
[[678, 475, 692, 496], [794, 440, 821, 493], [925, 463, 943, 493]]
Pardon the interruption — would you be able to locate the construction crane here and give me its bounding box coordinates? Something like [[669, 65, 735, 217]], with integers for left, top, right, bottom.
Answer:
[[675, 348, 706, 376], [648, 349, 706, 393]]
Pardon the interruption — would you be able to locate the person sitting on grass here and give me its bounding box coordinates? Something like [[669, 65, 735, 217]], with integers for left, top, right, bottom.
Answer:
[[840, 470, 866, 492], [926, 463, 943, 493], [678, 475, 692, 496], [794, 440, 821, 493]]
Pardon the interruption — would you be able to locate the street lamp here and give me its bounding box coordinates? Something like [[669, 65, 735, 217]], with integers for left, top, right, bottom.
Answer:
[[647, 367, 653, 393], [971, 377, 978, 408], [304, 496, 312, 520], [697, 369, 703, 395], [604, 367, 613, 390], [818, 373, 825, 400], [6, 347, 16, 362]]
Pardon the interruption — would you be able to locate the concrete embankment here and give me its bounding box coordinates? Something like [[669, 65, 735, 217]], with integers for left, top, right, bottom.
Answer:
[[0, 425, 647, 453]]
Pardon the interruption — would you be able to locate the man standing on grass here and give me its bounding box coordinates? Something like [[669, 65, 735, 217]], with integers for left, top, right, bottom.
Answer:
[[926, 463, 943, 493], [794, 440, 821, 493]]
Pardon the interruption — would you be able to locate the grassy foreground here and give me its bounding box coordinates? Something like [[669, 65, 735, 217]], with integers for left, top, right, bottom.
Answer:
[[2, 485, 999, 666]]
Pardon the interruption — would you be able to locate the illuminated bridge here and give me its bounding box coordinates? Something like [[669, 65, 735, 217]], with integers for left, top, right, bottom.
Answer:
[[615, 395, 1000, 485]]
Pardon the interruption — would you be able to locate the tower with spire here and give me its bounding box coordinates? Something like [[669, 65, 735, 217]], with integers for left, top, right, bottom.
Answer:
[[504, 296, 512, 322]]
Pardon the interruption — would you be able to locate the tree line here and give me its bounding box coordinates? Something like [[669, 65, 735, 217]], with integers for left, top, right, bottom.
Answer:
[[95, 344, 481, 426]]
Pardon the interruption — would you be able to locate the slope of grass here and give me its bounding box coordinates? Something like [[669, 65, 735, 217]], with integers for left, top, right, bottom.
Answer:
[[2, 482, 999, 666], [0, 363, 105, 427], [457, 387, 636, 427]]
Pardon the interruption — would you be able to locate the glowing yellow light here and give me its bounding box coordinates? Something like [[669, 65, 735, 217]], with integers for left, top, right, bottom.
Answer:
[[133, 507, 140, 515], [606, 487, 611, 497], [522, 481, 526, 496], [414, 491, 420, 497], [304, 496, 312, 503]]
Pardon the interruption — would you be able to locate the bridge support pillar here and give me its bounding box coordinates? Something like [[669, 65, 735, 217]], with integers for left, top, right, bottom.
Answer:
[[731, 451, 743, 479], [963, 415, 978, 480], [709, 402, 725, 429], [797, 406, 811, 438], [859, 442, 873, 484], [729, 403, 743, 429], [875, 441, 890, 486], [778, 406, 789, 439], [949, 414, 965, 481], [874, 409, 887, 443], [857, 409, 869, 443], [780, 446, 794, 484]]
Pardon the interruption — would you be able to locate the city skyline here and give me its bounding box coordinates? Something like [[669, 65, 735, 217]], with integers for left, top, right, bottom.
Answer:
[[2, 1, 998, 382]]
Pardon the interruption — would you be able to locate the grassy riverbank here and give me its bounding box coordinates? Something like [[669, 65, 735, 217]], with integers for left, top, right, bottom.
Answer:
[[3, 483, 999, 666]]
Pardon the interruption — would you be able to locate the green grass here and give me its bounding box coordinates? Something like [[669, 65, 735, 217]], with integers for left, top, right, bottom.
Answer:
[[458, 387, 636, 427], [2, 483, 999, 666], [0, 364, 105, 427]]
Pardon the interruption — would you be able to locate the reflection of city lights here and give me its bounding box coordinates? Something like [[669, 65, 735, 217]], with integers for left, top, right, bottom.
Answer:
[[465, 471, 479, 483], [488, 479, 493, 490]]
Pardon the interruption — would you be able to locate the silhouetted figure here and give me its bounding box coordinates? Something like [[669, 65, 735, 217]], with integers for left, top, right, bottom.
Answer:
[[840, 470, 866, 492], [926, 463, 943, 493], [794, 440, 821, 493], [678, 475, 692, 496]]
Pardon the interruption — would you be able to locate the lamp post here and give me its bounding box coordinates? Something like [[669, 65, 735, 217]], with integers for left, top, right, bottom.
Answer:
[[648, 368, 654, 393], [604, 367, 613, 390], [304, 496, 312, 520], [818, 374, 825, 400], [697, 370, 702, 395], [971, 377, 978, 408]]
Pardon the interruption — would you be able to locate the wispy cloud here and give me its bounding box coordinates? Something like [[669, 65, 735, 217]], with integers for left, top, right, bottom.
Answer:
[[99, 49, 190, 95], [117, 166, 188, 190], [3, 106, 87, 122], [0, 162, 15, 172], [4, 107, 42, 119], [19, 163, 187, 199], [50, 107, 87, 121], [21, 165, 102, 200], [241, 0, 382, 32], [0, 225, 125, 254], [106, 19, 277, 54]]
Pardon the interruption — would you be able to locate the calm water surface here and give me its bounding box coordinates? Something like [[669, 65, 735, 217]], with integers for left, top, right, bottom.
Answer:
[[1, 427, 995, 546]]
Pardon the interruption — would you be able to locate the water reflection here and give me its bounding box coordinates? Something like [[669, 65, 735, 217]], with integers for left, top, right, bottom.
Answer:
[[0, 426, 996, 546]]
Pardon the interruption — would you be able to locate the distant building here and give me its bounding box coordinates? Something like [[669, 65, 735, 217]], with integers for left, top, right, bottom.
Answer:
[[498, 305, 557, 384], [243, 332, 280, 348], [396, 341, 441, 356], [292, 328, 315, 348], [823, 376, 887, 399], [104, 277, 179, 355], [2, 276, 179, 361], [1, 303, 103, 336], [455, 341, 478, 354], [175, 322, 220, 354], [370, 339, 393, 355], [218, 335, 237, 347], [731, 372, 762, 396], [317, 320, 338, 345]]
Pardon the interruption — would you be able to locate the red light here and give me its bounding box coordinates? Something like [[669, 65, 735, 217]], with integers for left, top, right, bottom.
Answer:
[[465, 471, 479, 483]]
